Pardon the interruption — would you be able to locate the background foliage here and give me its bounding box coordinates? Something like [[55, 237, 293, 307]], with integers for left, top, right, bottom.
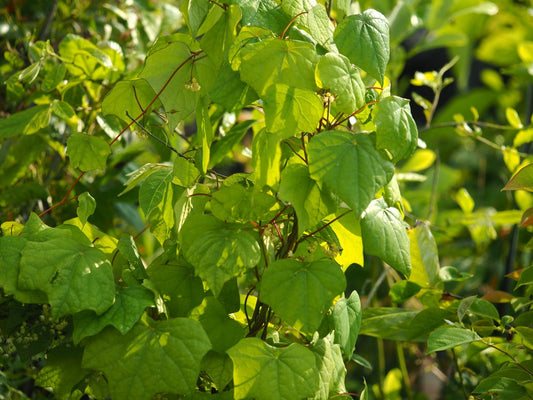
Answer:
[[1, 0, 533, 399]]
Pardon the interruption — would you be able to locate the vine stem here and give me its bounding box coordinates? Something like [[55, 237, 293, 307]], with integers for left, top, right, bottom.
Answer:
[[335, 100, 379, 126], [39, 51, 203, 218], [297, 209, 352, 243], [280, 11, 308, 39], [484, 340, 533, 377]]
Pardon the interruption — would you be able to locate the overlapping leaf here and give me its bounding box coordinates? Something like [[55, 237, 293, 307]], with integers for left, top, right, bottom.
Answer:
[[278, 163, 337, 236], [179, 215, 261, 296], [316, 52, 365, 114], [227, 337, 318, 400], [260, 258, 346, 334], [235, 37, 318, 96], [67, 133, 110, 171], [308, 131, 394, 216], [331, 290, 362, 359], [82, 316, 212, 399]]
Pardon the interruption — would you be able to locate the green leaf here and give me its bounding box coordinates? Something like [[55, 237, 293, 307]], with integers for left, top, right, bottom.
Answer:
[[190, 297, 245, 353], [389, 280, 421, 303], [180, 215, 261, 296], [505, 107, 523, 129], [315, 52, 365, 114], [233, 0, 291, 36], [408, 222, 440, 287], [211, 184, 278, 224], [173, 157, 200, 187], [0, 105, 49, 139], [67, 133, 110, 171], [236, 37, 319, 96], [282, 1, 335, 50], [374, 96, 418, 163], [0, 235, 47, 303], [331, 290, 362, 359], [82, 315, 212, 399], [201, 351, 234, 391], [146, 262, 204, 318], [278, 163, 337, 236], [139, 40, 216, 130], [18, 61, 41, 84], [333, 9, 390, 84], [260, 258, 346, 334], [101, 79, 160, 124], [73, 286, 155, 344], [360, 308, 418, 341], [227, 337, 318, 400], [77, 192, 96, 226], [263, 84, 323, 138], [426, 327, 480, 353], [503, 163, 533, 191], [119, 163, 168, 196], [310, 337, 347, 399], [473, 377, 528, 400], [517, 265, 533, 289], [251, 128, 282, 188], [35, 346, 88, 399], [41, 62, 67, 92], [139, 167, 173, 217], [51, 100, 79, 128], [19, 238, 115, 318], [361, 198, 411, 277], [117, 235, 147, 280], [200, 5, 242, 68], [197, 96, 213, 173], [308, 131, 395, 216]]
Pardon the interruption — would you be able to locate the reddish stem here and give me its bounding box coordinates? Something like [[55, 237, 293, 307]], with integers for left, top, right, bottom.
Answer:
[[38, 172, 86, 217], [280, 11, 308, 39]]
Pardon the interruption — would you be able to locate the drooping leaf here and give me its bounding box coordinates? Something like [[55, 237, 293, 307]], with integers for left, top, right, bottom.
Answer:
[[139, 167, 173, 217], [408, 222, 440, 287], [310, 337, 348, 400], [173, 155, 201, 187], [278, 163, 337, 236], [227, 337, 318, 400], [315, 52, 365, 114], [82, 315, 212, 399], [235, 37, 319, 96], [308, 131, 394, 216], [196, 96, 213, 173], [333, 9, 390, 84], [331, 290, 362, 359], [72, 286, 155, 344], [179, 215, 261, 296], [19, 238, 115, 318], [263, 84, 323, 139], [361, 198, 411, 277], [77, 192, 96, 226], [66, 133, 110, 171], [329, 210, 364, 270], [260, 258, 346, 334], [374, 96, 418, 163], [426, 327, 481, 353]]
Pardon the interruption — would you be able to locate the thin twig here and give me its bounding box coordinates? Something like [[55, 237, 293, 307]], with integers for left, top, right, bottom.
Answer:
[[280, 11, 308, 39]]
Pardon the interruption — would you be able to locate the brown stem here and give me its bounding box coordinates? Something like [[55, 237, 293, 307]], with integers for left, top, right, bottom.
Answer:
[[280, 11, 308, 39]]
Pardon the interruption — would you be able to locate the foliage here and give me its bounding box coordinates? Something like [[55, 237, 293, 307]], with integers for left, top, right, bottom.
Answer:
[[1, 0, 533, 400]]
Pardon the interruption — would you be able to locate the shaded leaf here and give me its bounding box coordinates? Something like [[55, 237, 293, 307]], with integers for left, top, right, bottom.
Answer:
[[503, 163, 533, 191], [67, 133, 110, 171]]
